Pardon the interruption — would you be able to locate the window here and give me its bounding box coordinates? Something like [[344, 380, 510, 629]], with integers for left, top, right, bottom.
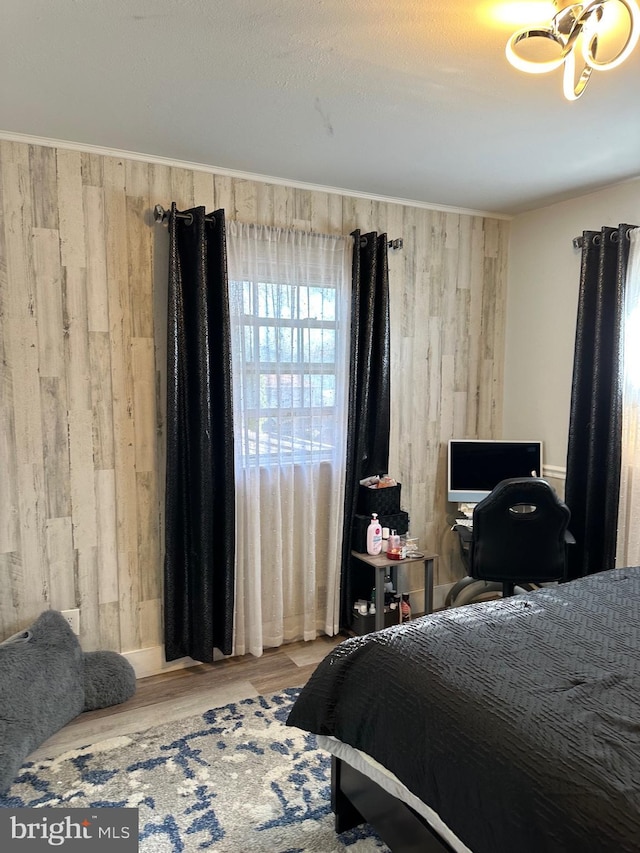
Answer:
[[226, 222, 351, 654], [227, 227, 350, 466]]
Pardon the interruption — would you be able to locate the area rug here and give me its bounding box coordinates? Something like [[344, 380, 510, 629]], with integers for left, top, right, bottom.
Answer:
[[0, 687, 389, 852]]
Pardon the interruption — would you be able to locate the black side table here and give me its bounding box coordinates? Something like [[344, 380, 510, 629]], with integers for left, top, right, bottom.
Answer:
[[351, 550, 438, 631]]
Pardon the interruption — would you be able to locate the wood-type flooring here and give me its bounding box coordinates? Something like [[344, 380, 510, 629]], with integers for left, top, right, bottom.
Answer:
[[30, 635, 343, 760]]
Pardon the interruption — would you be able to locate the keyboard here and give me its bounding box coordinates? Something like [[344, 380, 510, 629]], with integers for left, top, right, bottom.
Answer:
[[455, 518, 473, 528]]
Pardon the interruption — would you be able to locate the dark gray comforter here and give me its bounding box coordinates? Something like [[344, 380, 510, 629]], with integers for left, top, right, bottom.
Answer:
[[286, 567, 640, 853]]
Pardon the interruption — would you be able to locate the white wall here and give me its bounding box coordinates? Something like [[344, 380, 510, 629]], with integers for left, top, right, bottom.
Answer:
[[503, 177, 640, 471]]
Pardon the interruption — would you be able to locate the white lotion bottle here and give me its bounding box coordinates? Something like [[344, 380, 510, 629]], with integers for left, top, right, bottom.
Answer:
[[366, 513, 383, 555], [381, 527, 390, 553]]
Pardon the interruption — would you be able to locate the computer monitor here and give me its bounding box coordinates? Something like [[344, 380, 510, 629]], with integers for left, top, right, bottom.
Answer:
[[447, 439, 543, 504]]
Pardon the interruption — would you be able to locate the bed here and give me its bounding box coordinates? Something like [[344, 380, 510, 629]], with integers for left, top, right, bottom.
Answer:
[[286, 567, 640, 853]]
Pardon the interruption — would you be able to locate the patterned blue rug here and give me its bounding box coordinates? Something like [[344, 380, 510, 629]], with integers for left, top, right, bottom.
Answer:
[[0, 687, 389, 852]]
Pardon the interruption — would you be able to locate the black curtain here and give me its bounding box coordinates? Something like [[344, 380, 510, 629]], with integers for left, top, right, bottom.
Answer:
[[565, 225, 635, 580], [339, 231, 391, 628], [164, 204, 235, 661]]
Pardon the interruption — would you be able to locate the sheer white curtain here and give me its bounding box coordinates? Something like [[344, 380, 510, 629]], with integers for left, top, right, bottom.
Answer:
[[617, 228, 640, 567], [226, 222, 351, 657]]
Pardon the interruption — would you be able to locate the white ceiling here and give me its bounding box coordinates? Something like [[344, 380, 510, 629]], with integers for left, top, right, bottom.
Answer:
[[3, 0, 640, 215]]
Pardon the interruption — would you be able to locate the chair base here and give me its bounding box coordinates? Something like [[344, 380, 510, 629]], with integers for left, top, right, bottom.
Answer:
[[446, 577, 540, 608]]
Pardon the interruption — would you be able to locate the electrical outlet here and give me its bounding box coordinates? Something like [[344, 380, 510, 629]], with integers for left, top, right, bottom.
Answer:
[[61, 608, 80, 635]]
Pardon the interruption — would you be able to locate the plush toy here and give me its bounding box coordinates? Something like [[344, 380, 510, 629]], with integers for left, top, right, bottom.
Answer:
[[0, 609, 136, 795]]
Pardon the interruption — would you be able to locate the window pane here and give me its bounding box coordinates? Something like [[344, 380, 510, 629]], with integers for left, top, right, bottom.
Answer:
[[230, 268, 344, 462], [303, 328, 335, 363], [257, 281, 296, 319], [299, 286, 336, 320], [258, 326, 298, 363], [241, 325, 255, 361]]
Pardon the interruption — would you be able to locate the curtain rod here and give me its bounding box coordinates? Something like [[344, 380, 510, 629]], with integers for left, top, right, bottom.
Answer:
[[153, 204, 403, 251], [572, 229, 635, 249], [154, 204, 215, 227]]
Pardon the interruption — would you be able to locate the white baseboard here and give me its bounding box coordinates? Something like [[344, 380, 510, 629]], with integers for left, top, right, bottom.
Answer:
[[125, 586, 458, 679], [122, 646, 224, 680], [405, 582, 455, 614], [122, 647, 192, 680], [433, 582, 456, 611]]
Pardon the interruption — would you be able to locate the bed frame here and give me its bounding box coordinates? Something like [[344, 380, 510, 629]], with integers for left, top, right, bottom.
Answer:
[[331, 756, 457, 853]]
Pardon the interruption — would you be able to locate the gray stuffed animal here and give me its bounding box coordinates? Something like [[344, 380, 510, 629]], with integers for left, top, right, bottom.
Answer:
[[0, 610, 136, 795]]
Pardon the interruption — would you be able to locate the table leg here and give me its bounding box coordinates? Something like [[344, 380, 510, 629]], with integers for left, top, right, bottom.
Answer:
[[424, 557, 435, 614], [375, 566, 384, 631]]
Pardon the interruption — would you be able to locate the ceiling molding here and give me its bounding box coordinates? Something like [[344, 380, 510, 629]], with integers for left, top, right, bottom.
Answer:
[[0, 130, 513, 222]]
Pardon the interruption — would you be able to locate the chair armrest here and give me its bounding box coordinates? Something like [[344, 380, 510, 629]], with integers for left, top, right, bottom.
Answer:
[[452, 524, 473, 544]]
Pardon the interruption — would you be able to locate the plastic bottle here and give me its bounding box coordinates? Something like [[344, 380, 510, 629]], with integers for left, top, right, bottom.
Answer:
[[366, 513, 383, 555], [401, 593, 412, 623], [387, 529, 402, 560], [381, 527, 390, 553]]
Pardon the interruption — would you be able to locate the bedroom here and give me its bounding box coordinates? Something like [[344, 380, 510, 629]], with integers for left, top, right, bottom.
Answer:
[[1, 1, 640, 848]]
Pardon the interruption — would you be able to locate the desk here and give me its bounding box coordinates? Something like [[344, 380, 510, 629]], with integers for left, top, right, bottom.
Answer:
[[351, 550, 438, 632]]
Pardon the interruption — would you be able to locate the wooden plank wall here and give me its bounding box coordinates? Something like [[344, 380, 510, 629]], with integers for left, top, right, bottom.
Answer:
[[0, 138, 509, 652]]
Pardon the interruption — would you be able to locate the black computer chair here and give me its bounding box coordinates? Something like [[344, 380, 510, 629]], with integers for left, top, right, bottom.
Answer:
[[448, 478, 574, 606]]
